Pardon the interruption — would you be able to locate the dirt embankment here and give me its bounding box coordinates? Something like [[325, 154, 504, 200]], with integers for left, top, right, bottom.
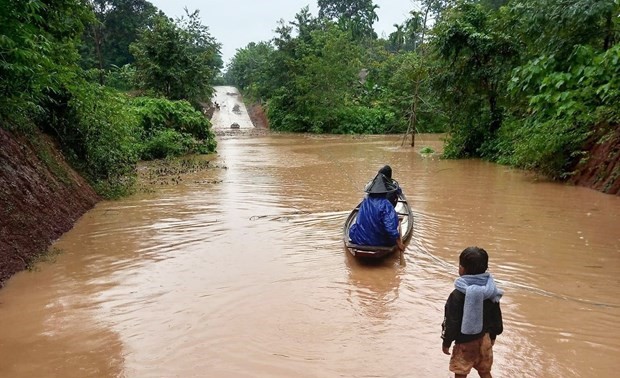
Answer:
[[0, 98, 266, 287], [0, 128, 99, 287], [570, 125, 620, 195], [247, 103, 269, 129]]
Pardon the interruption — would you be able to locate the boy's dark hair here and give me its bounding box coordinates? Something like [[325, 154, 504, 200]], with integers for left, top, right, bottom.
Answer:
[[459, 247, 489, 275]]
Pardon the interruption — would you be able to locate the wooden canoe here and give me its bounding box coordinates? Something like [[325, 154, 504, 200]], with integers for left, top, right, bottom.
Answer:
[[343, 193, 414, 259]]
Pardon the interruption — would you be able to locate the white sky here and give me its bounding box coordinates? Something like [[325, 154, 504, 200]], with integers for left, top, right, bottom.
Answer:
[[148, 0, 421, 65]]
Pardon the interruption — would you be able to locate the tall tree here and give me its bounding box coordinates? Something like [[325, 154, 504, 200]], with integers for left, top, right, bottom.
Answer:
[[388, 10, 426, 53], [130, 10, 222, 106], [226, 42, 275, 101], [82, 0, 158, 73], [432, 1, 518, 157], [0, 0, 91, 128], [318, 0, 379, 40], [265, 21, 365, 133], [388, 24, 405, 52]]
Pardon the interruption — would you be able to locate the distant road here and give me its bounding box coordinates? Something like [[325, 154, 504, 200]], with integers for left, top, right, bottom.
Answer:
[[210, 86, 254, 130]]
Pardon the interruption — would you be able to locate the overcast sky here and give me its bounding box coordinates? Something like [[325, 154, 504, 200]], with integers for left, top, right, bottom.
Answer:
[[148, 0, 421, 66]]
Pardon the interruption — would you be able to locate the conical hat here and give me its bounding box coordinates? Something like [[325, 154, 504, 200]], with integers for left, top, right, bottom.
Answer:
[[378, 165, 392, 179], [364, 173, 398, 194]]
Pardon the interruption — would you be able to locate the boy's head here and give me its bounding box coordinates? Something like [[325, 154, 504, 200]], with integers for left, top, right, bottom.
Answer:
[[459, 247, 489, 275]]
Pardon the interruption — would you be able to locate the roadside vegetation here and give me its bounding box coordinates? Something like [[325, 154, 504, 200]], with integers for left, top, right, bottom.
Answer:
[[0, 0, 220, 198], [226, 0, 619, 186], [1, 0, 618, 193]]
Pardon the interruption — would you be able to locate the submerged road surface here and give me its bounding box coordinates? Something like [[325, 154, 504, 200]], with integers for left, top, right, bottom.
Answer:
[[210, 86, 255, 130]]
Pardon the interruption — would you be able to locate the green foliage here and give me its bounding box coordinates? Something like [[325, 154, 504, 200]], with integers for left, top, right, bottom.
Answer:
[[387, 10, 426, 52], [66, 82, 140, 197], [432, 0, 518, 157], [104, 64, 137, 91], [497, 44, 620, 178], [317, 0, 379, 40], [0, 0, 91, 130], [226, 0, 617, 184], [331, 106, 396, 134], [510, 45, 620, 122], [266, 91, 306, 132], [38, 80, 140, 198], [130, 11, 222, 106], [132, 97, 217, 159], [81, 0, 159, 72], [442, 109, 493, 158], [375, 51, 447, 133], [141, 129, 195, 160], [0, 0, 221, 200], [420, 146, 435, 154], [509, 0, 618, 59], [264, 24, 367, 133], [226, 42, 275, 101]]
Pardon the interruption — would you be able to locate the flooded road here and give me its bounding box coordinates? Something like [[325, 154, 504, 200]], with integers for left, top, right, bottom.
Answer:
[[210, 86, 255, 130], [1, 132, 619, 378]]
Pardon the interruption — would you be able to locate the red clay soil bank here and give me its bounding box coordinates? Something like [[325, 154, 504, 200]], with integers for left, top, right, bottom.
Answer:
[[570, 125, 620, 195], [0, 128, 99, 287], [247, 103, 269, 129]]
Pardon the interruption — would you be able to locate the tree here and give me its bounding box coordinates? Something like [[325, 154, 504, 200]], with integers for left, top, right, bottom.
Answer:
[[388, 24, 405, 52], [510, 0, 618, 59], [81, 0, 159, 76], [388, 10, 426, 53], [226, 42, 275, 101], [0, 0, 91, 129], [130, 10, 222, 107], [264, 22, 366, 133], [318, 0, 379, 40], [432, 1, 518, 157]]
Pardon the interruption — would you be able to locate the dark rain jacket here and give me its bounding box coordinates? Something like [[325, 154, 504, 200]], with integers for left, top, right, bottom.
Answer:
[[349, 195, 400, 246], [441, 289, 503, 348]]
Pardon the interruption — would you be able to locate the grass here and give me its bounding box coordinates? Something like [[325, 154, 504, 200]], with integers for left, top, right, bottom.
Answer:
[[27, 247, 64, 271], [420, 146, 435, 155]]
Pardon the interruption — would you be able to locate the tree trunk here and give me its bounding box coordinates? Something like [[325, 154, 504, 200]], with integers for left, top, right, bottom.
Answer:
[[93, 24, 105, 85], [603, 10, 613, 51]]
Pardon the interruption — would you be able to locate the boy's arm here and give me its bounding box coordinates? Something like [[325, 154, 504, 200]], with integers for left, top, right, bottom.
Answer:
[[441, 292, 462, 353], [488, 301, 503, 342]]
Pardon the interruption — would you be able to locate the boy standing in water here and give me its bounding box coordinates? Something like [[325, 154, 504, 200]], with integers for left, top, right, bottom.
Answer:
[[441, 247, 503, 378]]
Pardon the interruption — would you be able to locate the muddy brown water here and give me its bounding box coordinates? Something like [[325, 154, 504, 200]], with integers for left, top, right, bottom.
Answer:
[[1, 133, 619, 378]]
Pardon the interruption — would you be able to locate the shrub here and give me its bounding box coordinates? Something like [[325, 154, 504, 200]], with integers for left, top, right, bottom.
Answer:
[[332, 106, 397, 134], [132, 97, 217, 159], [64, 82, 140, 197]]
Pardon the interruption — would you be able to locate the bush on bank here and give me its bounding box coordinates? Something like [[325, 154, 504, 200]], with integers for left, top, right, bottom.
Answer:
[[133, 97, 217, 160], [36, 83, 217, 198]]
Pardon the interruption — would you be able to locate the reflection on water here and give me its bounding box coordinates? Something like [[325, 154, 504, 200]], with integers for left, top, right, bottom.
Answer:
[[345, 253, 402, 322], [1, 133, 619, 377]]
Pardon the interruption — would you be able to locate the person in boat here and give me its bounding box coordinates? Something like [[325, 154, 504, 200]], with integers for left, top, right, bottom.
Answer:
[[349, 172, 404, 251], [441, 246, 503, 378]]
